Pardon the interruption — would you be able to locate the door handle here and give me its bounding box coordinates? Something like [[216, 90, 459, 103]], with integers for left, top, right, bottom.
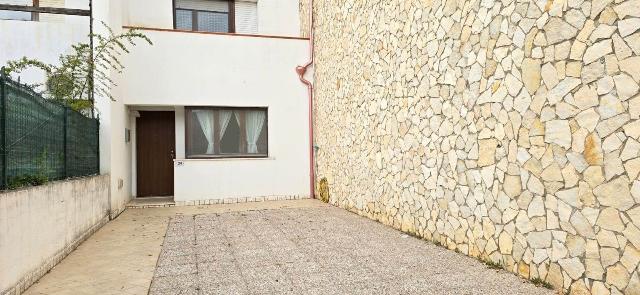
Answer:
[[170, 150, 175, 159]]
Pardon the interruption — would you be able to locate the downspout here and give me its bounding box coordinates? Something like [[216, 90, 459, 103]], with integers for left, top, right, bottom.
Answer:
[[295, 0, 315, 198]]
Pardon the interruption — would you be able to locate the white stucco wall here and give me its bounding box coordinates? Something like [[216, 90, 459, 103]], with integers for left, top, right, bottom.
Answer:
[[122, 0, 301, 37], [92, 0, 134, 216], [115, 29, 310, 200], [0, 175, 110, 294], [122, 0, 174, 29], [0, 19, 89, 87]]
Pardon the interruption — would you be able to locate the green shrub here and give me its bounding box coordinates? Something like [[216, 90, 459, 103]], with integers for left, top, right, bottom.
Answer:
[[530, 277, 553, 289], [482, 258, 503, 270], [8, 174, 48, 190]]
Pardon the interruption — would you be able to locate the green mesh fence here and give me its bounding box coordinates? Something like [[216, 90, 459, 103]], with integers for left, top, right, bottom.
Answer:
[[0, 75, 99, 189]]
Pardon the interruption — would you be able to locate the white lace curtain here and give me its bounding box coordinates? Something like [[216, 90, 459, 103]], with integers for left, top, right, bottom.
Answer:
[[245, 110, 266, 154], [194, 110, 215, 154]]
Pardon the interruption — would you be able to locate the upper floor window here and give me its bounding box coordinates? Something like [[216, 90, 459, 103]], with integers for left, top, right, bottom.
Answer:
[[174, 0, 235, 33], [0, 0, 37, 21]]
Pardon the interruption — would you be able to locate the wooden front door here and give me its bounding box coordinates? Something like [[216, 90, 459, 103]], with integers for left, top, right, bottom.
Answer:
[[136, 111, 175, 197]]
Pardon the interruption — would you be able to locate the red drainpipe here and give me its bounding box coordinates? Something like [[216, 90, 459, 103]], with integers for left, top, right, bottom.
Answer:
[[295, 0, 315, 199]]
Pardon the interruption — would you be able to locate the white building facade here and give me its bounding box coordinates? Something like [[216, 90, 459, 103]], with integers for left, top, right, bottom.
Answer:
[[0, 0, 312, 214]]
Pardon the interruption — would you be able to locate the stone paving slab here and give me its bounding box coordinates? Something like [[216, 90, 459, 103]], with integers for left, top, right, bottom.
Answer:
[[151, 206, 554, 295]]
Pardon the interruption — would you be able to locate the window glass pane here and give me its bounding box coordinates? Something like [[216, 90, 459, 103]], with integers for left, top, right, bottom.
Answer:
[[256, 124, 267, 154], [219, 114, 240, 153], [175, 9, 193, 30], [197, 11, 228, 33]]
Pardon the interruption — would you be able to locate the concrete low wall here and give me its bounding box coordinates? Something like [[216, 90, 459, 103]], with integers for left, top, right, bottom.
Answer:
[[0, 175, 110, 295]]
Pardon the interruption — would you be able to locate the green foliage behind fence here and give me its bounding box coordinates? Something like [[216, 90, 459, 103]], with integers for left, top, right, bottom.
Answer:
[[0, 75, 99, 189]]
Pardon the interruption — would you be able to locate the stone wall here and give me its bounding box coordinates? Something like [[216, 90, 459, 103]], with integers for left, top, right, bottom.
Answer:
[[311, 0, 640, 294], [299, 0, 310, 38]]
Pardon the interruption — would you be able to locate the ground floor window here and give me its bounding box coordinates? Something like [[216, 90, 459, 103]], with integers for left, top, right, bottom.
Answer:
[[186, 107, 267, 158]]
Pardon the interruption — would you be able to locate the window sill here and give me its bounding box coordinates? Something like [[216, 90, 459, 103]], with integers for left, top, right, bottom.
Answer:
[[175, 157, 274, 162]]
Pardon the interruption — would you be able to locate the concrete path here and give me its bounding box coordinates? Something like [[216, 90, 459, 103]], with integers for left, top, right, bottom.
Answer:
[[25, 199, 553, 295]]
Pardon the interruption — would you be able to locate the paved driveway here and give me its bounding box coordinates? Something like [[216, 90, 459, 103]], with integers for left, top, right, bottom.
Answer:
[[151, 205, 553, 295], [25, 200, 322, 295], [24, 199, 552, 295]]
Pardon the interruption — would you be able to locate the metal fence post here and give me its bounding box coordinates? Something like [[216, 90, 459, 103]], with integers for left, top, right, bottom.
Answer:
[[63, 107, 68, 178], [0, 75, 6, 188]]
